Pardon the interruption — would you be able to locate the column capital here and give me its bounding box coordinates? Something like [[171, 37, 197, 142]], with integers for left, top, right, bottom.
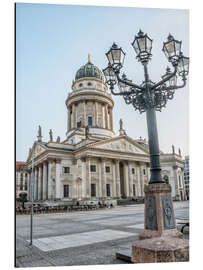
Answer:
[[47, 158, 54, 163], [80, 156, 87, 162], [55, 158, 61, 164]]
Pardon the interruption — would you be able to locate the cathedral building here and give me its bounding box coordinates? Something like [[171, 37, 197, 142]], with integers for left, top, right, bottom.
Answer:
[[25, 57, 186, 202]]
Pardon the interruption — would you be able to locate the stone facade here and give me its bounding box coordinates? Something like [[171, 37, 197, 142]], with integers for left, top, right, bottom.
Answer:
[[16, 162, 28, 199], [25, 57, 186, 202]]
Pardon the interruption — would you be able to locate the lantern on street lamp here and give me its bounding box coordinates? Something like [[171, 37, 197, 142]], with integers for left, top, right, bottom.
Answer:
[[106, 43, 125, 70], [162, 66, 177, 87], [178, 52, 189, 76], [131, 29, 153, 63], [162, 33, 182, 65]]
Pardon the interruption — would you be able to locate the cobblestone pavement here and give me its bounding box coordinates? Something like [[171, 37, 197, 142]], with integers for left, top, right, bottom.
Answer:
[[15, 201, 189, 267]]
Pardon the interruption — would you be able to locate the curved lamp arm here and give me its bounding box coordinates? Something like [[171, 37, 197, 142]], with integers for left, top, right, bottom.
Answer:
[[109, 84, 139, 96], [151, 65, 178, 90], [114, 70, 145, 91], [160, 75, 187, 91]]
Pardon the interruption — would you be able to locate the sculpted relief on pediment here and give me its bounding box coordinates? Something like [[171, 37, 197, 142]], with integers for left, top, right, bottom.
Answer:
[[34, 144, 45, 156], [95, 139, 144, 154]]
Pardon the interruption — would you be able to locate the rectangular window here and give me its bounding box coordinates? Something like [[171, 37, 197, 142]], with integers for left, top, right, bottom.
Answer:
[[77, 121, 81, 128], [106, 184, 111, 197], [90, 165, 96, 172], [132, 168, 135, 174], [133, 184, 136, 196], [64, 185, 69, 198], [105, 166, 110, 173], [63, 167, 70, 173], [88, 116, 93, 126], [143, 169, 146, 175], [91, 184, 96, 197]]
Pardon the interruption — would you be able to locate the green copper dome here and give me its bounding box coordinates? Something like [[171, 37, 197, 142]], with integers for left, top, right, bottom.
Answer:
[[75, 55, 104, 81]]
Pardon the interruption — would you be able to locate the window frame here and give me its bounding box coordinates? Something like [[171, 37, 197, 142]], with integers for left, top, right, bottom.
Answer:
[[63, 184, 69, 198], [90, 164, 96, 172], [63, 167, 70, 174]]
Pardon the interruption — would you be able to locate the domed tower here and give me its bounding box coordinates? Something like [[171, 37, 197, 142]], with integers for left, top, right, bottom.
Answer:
[[65, 55, 114, 144]]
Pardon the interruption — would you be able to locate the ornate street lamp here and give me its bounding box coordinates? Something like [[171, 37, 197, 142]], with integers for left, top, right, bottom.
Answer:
[[103, 30, 189, 184], [103, 30, 189, 263]]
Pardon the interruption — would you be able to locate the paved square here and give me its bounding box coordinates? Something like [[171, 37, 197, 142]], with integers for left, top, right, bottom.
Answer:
[[16, 201, 189, 267], [126, 223, 144, 229], [30, 229, 136, 252]]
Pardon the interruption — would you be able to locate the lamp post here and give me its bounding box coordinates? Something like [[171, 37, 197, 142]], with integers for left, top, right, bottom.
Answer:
[[103, 30, 189, 263]]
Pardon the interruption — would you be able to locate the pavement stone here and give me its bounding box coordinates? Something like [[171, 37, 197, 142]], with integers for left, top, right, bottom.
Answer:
[[15, 201, 189, 267]]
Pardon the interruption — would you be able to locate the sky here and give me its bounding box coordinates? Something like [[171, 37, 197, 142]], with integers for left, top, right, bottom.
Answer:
[[16, 3, 189, 161]]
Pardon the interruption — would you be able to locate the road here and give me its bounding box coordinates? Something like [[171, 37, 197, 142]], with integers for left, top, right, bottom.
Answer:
[[16, 200, 189, 267]]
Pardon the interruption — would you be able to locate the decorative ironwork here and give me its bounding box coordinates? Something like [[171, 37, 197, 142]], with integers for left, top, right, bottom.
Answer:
[[145, 196, 158, 230], [162, 195, 175, 229]]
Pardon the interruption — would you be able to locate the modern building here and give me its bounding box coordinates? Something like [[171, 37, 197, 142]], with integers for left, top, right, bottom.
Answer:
[[25, 57, 186, 202], [16, 161, 28, 199], [184, 155, 189, 200]]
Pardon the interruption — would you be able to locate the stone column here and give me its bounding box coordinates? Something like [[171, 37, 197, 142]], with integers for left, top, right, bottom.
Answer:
[[115, 160, 121, 197], [83, 101, 86, 127], [72, 103, 75, 129], [105, 105, 108, 129], [86, 157, 91, 198], [34, 167, 38, 201], [81, 158, 87, 198], [38, 165, 42, 200], [101, 158, 107, 197], [55, 159, 61, 199], [140, 164, 145, 197], [42, 162, 47, 200], [98, 159, 102, 198], [110, 109, 113, 131], [128, 162, 133, 197], [95, 102, 98, 126], [136, 164, 141, 197], [68, 108, 71, 131], [125, 161, 129, 197], [48, 160, 53, 200], [112, 160, 116, 197]]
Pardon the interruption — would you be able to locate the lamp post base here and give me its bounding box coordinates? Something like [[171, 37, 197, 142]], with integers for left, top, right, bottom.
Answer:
[[130, 183, 189, 263], [131, 236, 189, 263], [140, 183, 182, 240]]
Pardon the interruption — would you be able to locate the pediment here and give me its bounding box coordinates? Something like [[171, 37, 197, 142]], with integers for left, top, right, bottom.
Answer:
[[26, 142, 47, 163], [90, 136, 149, 155]]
